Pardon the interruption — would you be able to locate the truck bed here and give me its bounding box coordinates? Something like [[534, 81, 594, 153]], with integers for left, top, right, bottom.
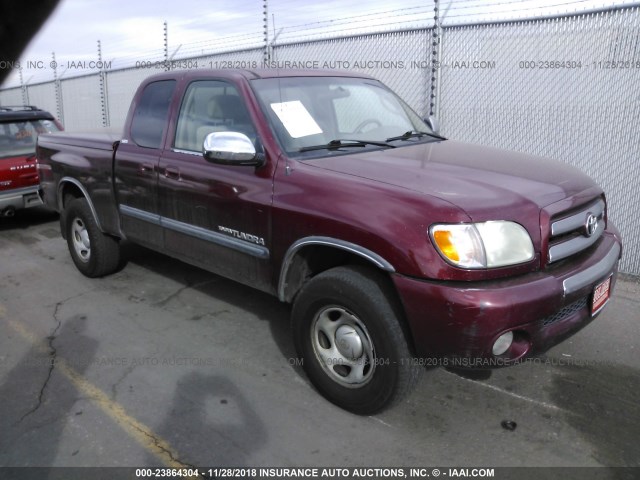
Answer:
[[37, 128, 122, 234], [38, 128, 121, 150]]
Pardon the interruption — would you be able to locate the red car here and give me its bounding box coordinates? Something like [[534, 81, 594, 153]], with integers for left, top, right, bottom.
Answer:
[[0, 106, 62, 216]]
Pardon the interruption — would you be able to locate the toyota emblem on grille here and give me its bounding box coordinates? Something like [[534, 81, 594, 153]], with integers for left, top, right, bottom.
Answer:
[[585, 213, 598, 237]]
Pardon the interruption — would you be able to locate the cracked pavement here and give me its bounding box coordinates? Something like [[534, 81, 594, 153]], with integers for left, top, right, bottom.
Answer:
[[1, 207, 639, 469], [17, 301, 61, 422]]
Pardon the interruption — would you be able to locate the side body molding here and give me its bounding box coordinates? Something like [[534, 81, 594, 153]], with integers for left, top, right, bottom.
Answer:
[[119, 204, 270, 259], [278, 236, 396, 302]]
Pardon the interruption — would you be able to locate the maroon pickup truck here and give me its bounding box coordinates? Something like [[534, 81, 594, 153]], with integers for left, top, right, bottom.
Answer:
[[37, 69, 622, 414]]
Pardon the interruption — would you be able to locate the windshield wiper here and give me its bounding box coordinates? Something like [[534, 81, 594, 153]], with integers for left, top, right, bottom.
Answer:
[[386, 130, 446, 142], [299, 139, 395, 152]]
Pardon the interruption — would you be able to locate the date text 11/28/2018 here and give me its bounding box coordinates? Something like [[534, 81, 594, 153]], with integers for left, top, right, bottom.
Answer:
[[135, 467, 496, 478]]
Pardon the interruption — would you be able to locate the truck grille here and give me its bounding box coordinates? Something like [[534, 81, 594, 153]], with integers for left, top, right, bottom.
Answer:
[[548, 198, 605, 264], [542, 296, 588, 327]]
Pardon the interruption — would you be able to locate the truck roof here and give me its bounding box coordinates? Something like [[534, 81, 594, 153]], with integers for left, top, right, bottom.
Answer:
[[140, 68, 376, 83], [239, 69, 375, 79]]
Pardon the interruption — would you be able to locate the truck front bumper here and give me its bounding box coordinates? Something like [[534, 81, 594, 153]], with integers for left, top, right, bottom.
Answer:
[[393, 227, 622, 366]]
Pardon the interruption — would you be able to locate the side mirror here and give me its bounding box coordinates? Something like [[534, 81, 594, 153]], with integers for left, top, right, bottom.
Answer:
[[426, 115, 440, 134], [203, 132, 262, 166]]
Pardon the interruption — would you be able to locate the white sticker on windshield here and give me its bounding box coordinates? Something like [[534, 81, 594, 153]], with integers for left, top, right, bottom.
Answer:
[[270, 100, 322, 138]]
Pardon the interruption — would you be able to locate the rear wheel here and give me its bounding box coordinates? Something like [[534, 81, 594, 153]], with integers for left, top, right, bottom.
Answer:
[[292, 266, 419, 414], [65, 198, 121, 277]]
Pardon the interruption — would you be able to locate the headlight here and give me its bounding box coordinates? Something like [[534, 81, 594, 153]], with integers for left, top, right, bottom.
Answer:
[[430, 221, 534, 269]]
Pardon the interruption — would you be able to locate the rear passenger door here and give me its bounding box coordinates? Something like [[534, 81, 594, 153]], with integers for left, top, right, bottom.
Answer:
[[115, 79, 177, 249], [157, 79, 273, 290]]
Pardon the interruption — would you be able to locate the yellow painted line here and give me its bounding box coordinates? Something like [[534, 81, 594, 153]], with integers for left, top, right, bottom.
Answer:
[[1, 306, 191, 470]]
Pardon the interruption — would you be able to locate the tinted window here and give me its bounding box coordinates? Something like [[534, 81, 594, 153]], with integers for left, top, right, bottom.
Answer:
[[0, 119, 60, 159], [130, 80, 176, 149], [174, 80, 256, 152]]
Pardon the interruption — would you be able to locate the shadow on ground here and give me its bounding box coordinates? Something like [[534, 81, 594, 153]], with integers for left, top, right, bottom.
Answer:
[[0, 206, 58, 231], [0, 314, 98, 466], [119, 243, 301, 379], [147, 372, 267, 467], [548, 359, 640, 468]]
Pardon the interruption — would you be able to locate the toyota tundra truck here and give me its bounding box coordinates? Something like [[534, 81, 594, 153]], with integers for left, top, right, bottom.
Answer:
[[36, 69, 622, 414]]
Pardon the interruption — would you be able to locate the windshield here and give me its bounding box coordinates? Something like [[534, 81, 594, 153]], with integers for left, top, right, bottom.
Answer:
[[251, 76, 435, 157], [0, 118, 60, 159]]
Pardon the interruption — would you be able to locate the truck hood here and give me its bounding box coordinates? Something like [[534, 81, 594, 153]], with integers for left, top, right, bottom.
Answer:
[[307, 140, 599, 219]]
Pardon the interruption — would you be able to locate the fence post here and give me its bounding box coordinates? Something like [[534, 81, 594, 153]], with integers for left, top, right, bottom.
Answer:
[[263, 0, 269, 64], [429, 0, 442, 121], [19, 68, 29, 106], [164, 21, 169, 71], [51, 52, 64, 125], [97, 40, 110, 127]]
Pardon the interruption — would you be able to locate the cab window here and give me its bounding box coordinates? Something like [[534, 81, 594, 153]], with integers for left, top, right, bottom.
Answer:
[[130, 80, 176, 149], [174, 80, 256, 152]]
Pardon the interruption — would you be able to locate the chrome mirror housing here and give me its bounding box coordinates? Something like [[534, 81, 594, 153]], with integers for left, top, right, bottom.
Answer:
[[203, 132, 260, 166]]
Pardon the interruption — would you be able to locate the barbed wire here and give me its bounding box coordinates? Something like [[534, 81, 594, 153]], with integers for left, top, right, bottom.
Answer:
[[2, 0, 636, 88], [444, 0, 610, 18]]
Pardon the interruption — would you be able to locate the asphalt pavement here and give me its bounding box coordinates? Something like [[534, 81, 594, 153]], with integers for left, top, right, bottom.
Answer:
[[1, 207, 639, 470]]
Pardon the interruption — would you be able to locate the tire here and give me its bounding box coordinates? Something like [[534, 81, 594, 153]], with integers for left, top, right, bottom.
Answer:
[[65, 198, 121, 278], [292, 265, 419, 414]]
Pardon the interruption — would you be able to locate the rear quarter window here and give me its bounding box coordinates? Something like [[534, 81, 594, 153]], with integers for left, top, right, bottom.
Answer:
[[130, 80, 176, 149]]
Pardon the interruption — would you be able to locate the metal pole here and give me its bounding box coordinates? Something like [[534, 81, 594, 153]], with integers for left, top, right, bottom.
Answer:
[[164, 21, 169, 71], [434, 8, 443, 124], [429, 0, 440, 119], [97, 40, 109, 127], [51, 52, 64, 125], [263, 0, 269, 64], [19, 68, 29, 106]]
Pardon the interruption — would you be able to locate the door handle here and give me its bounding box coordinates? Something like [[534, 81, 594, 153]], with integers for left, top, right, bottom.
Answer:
[[139, 163, 154, 174], [164, 166, 181, 180]]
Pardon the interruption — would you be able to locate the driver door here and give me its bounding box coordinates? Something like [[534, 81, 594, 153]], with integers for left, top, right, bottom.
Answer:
[[157, 79, 273, 290]]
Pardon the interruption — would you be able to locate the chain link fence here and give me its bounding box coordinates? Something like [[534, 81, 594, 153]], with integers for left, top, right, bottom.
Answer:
[[274, 30, 432, 116], [439, 6, 640, 276], [1, 5, 639, 274]]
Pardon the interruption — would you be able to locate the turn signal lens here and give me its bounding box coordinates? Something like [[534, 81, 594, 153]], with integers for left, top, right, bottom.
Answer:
[[430, 224, 485, 268], [433, 230, 459, 262]]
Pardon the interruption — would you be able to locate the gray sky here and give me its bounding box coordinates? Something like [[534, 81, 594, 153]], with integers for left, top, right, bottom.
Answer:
[[3, 0, 635, 87]]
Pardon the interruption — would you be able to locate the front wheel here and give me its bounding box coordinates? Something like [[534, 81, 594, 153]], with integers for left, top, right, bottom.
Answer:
[[292, 266, 419, 414], [65, 198, 121, 277]]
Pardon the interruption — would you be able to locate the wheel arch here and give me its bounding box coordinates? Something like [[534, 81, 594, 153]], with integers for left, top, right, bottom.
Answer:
[[57, 177, 104, 234], [278, 236, 395, 304]]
